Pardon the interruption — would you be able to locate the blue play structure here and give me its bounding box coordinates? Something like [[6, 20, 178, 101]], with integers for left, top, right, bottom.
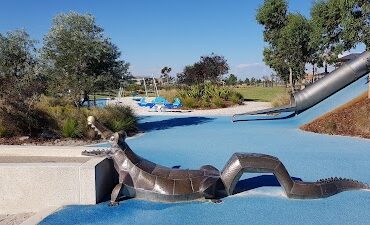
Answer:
[[165, 98, 182, 109], [138, 98, 155, 108], [138, 97, 182, 110], [40, 77, 370, 225]]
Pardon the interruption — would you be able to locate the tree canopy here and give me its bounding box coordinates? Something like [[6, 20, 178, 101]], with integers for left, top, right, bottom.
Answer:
[[41, 12, 129, 107], [177, 53, 229, 85], [256, 0, 370, 88], [225, 74, 238, 85], [0, 30, 47, 135]]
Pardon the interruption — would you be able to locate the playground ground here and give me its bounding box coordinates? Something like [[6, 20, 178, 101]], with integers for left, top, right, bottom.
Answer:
[[37, 77, 370, 225], [1, 77, 369, 225]]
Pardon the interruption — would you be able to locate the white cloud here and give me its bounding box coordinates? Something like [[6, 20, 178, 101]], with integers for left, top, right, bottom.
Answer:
[[236, 63, 264, 69]]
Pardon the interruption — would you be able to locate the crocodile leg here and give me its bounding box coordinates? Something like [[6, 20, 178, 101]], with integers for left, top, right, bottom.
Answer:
[[109, 183, 123, 206], [221, 153, 369, 199]]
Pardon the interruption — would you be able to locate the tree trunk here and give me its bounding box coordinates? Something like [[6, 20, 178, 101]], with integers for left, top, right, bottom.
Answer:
[[93, 92, 96, 106], [368, 74, 370, 98], [324, 61, 328, 74], [312, 63, 315, 83], [289, 67, 294, 93]]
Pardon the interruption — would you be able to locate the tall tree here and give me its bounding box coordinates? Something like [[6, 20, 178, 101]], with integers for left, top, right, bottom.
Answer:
[[310, 0, 344, 74], [41, 12, 130, 107], [278, 13, 311, 92], [0, 30, 47, 135], [177, 53, 229, 85], [160, 66, 172, 84], [244, 77, 250, 85], [311, 0, 370, 96], [225, 74, 238, 86], [256, 0, 290, 84]]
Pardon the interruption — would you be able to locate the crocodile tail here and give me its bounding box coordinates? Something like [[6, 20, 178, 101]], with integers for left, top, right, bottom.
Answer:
[[220, 153, 369, 199], [287, 177, 370, 199], [316, 177, 370, 195]]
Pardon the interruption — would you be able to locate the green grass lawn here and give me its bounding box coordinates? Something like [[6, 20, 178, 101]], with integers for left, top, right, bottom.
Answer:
[[233, 86, 288, 102]]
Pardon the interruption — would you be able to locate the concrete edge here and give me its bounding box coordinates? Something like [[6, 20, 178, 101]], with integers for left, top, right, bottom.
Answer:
[[20, 207, 61, 225]]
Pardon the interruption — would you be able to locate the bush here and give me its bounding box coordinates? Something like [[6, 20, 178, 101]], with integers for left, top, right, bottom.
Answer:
[[211, 97, 225, 108], [178, 83, 243, 109], [230, 92, 244, 104], [0, 122, 7, 137], [8, 97, 139, 139], [159, 89, 179, 103], [89, 106, 138, 134], [62, 118, 82, 138], [271, 93, 291, 107]]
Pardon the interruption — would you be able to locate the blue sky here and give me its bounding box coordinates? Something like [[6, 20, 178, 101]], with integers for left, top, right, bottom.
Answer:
[[0, 0, 353, 79]]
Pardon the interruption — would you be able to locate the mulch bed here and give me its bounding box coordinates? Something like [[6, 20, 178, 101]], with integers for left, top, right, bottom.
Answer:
[[0, 137, 101, 146], [301, 93, 370, 139]]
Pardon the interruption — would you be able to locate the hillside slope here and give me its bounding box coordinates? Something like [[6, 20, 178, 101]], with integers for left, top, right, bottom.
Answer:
[[301, 92, 370, 139]]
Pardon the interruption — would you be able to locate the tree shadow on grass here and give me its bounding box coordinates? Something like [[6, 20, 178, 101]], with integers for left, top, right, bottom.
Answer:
[[139, 117, 215, 132], [233, 175, 302, 194]]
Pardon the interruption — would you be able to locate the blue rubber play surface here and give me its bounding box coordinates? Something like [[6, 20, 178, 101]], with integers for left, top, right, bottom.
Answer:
[[40, 77, 370, 225]]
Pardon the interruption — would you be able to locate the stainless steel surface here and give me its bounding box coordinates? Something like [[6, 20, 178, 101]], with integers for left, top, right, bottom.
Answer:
[[232, 51, 370, 120], [294, 51, 370, 113]]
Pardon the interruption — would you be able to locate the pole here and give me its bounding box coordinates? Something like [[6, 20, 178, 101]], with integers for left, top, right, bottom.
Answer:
[[153, 76, 159, 97], [143, 78, 148, 97]]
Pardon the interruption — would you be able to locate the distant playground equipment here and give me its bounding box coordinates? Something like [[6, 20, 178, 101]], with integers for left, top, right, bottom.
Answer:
[[143, 76, 159, 98], [233, 51, 370, 122], [138, 96, 182, 111]]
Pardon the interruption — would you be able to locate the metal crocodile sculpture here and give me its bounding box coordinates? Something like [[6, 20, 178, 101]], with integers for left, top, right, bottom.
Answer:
[[82, 116, 369, 206]]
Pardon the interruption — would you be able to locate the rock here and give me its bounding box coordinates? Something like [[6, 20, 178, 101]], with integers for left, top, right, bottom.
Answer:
[[40, 130, 60, 139], [19, 136, 29, 141]]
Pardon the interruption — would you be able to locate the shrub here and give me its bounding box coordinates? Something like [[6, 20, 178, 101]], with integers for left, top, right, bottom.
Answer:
[[38, 95, 71, 107], [181, 96, 198, 108], [178, 83, 243, 109], [271, 93, 291, 107], [159, 89, 179, 103], [88, 105, 138, 134], [0, 122, 7, 137], [62, 118, 82, 138], [34, 97, 138, 138], [211, 97, 225, 108], [230, 92, 244, 104]]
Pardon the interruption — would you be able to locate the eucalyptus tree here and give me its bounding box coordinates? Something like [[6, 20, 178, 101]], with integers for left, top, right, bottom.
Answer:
[[256, 0, 289, 84], [310, 0, 370, 65], [41, 12, 129, 107], [338, 0, 370, 49], [310, 0, 345, 73], [257, 0, 311, 92], [278, 13, 311, 92]]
